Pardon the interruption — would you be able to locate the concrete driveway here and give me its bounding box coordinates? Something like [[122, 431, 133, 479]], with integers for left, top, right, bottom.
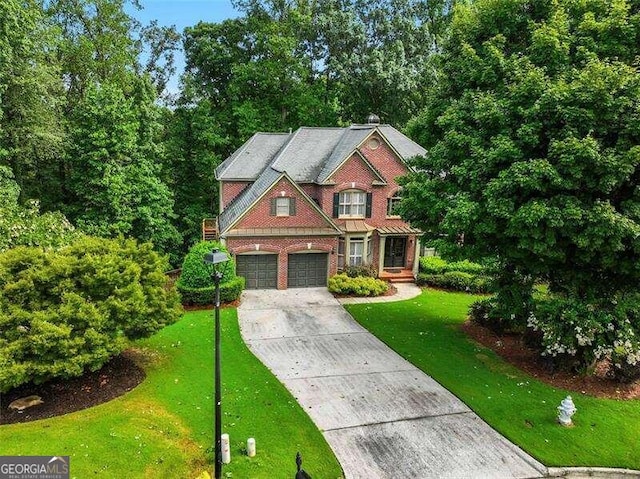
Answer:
[[238, 288, 546, 479]]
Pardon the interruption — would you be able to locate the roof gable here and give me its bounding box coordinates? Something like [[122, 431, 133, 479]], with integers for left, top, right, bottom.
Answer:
[[219, 169, 339, 235]]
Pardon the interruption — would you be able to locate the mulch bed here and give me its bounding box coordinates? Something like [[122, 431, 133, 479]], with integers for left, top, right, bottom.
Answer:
[[462, 320, 640, 400], [0, 351, 146, 425]]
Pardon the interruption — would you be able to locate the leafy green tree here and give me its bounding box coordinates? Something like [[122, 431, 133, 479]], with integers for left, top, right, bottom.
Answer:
[[161, 101, 225, 252], [67, 78, 182, 258], [0, 0, 66, 207], [0, 166, 75, 252], [311, 0, 455, 125], [183, 9, 337, 146], [0, 236, 182, 392], [401, 0, 640, 310]]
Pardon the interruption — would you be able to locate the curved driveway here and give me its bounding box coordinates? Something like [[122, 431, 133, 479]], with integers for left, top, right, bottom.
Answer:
[[238, 287, 546, 479]]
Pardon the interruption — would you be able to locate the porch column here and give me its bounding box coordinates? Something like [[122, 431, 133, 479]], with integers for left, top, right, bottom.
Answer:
[[412, 236, 420, 278], [378, 236, 386, 273]]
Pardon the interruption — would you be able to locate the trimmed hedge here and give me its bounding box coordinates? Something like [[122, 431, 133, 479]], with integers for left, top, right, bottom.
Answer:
[[177, 241, 243, 305], [417, 271, 492, 294], [419, 256, 486, 275], [343, 264, 378, 278], [328, 273, 388, 297], [178, 276, 245, 305]]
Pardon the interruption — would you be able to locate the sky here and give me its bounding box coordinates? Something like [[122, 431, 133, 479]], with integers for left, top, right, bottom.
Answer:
[[128, 0, 241, 94]]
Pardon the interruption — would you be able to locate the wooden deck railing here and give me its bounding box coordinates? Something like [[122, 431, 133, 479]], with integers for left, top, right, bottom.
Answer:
[[202, 218, 218, 241]]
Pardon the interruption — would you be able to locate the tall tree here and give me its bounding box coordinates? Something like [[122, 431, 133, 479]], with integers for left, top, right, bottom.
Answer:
[[161, 100, 225, 251], [0, 0, 66, 207], [67, 77, 181, 258], [400, 0, 640, 312]]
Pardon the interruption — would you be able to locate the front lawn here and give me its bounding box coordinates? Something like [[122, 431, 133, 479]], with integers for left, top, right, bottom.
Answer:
[[0, 309, 343, 478], [345, 288, 640, 469]]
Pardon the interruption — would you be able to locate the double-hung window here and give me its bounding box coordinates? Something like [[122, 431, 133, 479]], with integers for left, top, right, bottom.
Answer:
[[387, 190, 402, 217], [270, 197, 296, 217], [348, 238, 364, 266], [339, 190, 366, 218]]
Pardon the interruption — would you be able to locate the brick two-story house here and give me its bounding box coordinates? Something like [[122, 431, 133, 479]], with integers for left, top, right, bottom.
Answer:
[[215, 116, 426, 289]]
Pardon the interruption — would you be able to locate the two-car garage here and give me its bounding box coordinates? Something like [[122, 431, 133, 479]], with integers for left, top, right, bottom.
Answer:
[[236, 252, 328, 289]]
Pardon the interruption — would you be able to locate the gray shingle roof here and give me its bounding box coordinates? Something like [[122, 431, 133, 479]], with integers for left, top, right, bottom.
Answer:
[[378, 125, 427, 160], [215, 133, 291, 180], [315, 126, 373, 183], [271, 127, 345, 182], [217, 124, 426, 233]]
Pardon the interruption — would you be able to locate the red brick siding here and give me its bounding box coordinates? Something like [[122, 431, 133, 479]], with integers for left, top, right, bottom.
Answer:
[[221, 181, 251, 209], [227, 236, 339, 289], [235, 178, 333, 229]]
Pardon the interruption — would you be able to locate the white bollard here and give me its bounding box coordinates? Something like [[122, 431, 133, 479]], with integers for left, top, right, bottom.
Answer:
[[221, 433, 231, 464], [247, 438, 256, 457]]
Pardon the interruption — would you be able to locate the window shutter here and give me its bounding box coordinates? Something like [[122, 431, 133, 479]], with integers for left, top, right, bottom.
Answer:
[[333, 193, 339, 218], [290, 197, 296, 216], [365, 192, 373, 218], [270, 198, 276, 216]]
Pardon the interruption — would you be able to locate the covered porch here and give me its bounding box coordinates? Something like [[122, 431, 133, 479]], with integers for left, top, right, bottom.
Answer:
[[377, 225, 422, 282]]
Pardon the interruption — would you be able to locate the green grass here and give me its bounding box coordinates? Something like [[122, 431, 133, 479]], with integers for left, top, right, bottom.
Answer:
[[0, 310, 343, 479], [345, 288, 640, 469]]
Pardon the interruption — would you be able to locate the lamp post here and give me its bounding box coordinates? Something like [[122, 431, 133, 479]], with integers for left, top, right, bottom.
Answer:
[[203, 248, 230, 479]]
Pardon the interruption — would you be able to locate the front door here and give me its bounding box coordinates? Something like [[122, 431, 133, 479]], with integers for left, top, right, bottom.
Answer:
[[384, 237, 407, 268]]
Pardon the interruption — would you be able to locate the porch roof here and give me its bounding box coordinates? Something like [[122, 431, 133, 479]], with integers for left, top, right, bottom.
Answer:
[[341, 220, 376, 233], [377, 225, 422, 235]]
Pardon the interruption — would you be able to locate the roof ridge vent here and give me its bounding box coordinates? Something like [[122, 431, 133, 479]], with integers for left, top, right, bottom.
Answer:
[[366, 113, 380, 125]]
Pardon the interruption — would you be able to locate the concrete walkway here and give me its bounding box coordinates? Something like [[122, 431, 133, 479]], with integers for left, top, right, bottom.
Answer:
[[238, 287, 546, 479]]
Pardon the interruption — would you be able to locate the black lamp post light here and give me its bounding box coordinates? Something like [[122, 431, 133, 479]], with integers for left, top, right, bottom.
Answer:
[[203, 248, 230, 479]]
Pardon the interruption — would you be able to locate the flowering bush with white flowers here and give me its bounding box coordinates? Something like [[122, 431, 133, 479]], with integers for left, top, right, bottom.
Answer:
[[528, 295, 640, 382]]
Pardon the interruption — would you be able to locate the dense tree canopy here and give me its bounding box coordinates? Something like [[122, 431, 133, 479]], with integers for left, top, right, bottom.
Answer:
[[401, 0, 640, 305]]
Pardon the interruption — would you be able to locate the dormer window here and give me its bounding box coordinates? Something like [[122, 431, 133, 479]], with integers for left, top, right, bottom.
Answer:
[[339, 190, 366, 218]]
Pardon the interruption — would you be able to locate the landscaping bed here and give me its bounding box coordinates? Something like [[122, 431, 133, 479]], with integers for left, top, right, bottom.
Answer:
[[462, 321, 640, 400], [1, 351, 145, 425]]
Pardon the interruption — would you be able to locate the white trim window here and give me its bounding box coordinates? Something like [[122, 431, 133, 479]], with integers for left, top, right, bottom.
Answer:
[[276, 197, 290, 216], [387, 190, 402, 217], [270, 197, 296, 217], [349, 237, 364, 266], [339, 190, 366, 218]]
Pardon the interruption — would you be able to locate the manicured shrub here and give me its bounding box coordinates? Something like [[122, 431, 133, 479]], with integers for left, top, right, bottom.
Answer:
[[447, 260, 486, 275], [419, 256, 486, 275], [343, 264, 378, 278], [527, 295, 640, 381], [176, 241, 243, 305], [0, 236, 183, 393], [328, 273, 388, 297], [178, 276, 245, 305], [417, 272, 492, 294], [177, 241, 235, 289], [419, 256, 448, 274]]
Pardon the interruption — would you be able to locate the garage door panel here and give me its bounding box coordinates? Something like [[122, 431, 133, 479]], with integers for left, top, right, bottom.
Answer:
[[287, 253, 328, 288], [237, 254, 277, 289]]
